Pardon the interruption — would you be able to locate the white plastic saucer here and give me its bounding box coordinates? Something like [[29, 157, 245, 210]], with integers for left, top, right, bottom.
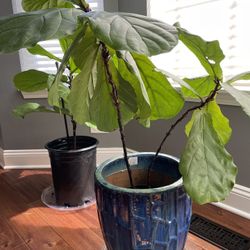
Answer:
[[41, 186, 96, 211]]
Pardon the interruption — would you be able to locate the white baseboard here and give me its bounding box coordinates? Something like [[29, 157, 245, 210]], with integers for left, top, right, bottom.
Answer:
[[1, 148, 133, 169], [213, 184, 250, 220], [0, 148, 249, 219]]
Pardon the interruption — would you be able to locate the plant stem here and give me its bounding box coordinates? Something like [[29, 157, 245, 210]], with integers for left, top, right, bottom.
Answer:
[[100, 42, 134, 188], [147, 78, 221, 186], [55, 62, 70, 142], [71, 119, 77, 149]]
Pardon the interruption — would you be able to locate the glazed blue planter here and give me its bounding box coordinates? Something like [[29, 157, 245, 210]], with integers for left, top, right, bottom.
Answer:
[[95, 153, 192, 250]]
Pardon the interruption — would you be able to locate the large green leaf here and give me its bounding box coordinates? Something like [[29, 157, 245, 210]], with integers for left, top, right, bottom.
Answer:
[[70, 27, 97, 69], [13, 103, 56, 118], [221, 82, 250, 116], [85, 11, 178, 56], [68, 41, 99, 124], [132, 53, 184, 120], [180, 109, 237, 204], [0, 8, 83, 54], [22, 0, 74, 11], [27, 44, 62, 62], [112, 51, 151, 120], [13, 70, 50, 92], [176, 25, 225, 79], [186, 101, 232, 145], [89, 52, 136, 131], [182, 76, 216, 98]]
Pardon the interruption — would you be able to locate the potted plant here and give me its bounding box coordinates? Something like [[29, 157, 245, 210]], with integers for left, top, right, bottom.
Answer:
[[0, 0, 249, 249]]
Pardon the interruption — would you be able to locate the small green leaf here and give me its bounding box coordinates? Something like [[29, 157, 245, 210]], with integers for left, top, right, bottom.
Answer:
[[186, 101, 232, 145], [226, 71, 250, 84], [13, 70, 50, 92], [221, 82, 250, 117], [22, 0, 74, 11], [182, 76, 216, 98], [0, 8, 84, 54], [180, 109, 237, 204], [27, 44, 62, 62], [132, 53, 184, 120], [85, 11, 178, 56], [13, 103, 56, 118], [176, 26, 225, 79]]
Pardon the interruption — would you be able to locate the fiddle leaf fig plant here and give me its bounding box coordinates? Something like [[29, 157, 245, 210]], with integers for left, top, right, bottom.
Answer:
[[0, 0, 250, 204]]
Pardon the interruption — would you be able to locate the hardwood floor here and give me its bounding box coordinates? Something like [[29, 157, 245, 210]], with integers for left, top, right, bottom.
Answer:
[[0, 169, 248, 249]]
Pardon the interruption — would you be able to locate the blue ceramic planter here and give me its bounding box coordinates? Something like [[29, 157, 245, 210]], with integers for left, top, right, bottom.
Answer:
[[95, 153, 192, 250]]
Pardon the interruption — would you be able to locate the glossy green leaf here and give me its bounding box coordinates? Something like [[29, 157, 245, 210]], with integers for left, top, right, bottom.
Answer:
[[182, 76, 216, 98], [68, 42, 99, 124], [71, 27, 97, 69], [27, 44, 62, 62], [180, 110, 237, 204], [89, 53, 135, 131], [13, 103, 56, 118], [176, 25, 225, 79], [226, 71, 250, 84], [221, 82, 250, 116], [112, 51, 151, 120], [22, 0, 74, 11], [186, 101, 232, 145], [0, 8, 84, 54], [132, 53, 184, 120], [86, 11, 178, 56], [13, 70, 50, 92]]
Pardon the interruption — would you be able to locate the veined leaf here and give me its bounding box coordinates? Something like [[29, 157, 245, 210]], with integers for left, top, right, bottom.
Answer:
[[71, 27, 97, 69], [186, 101, 232, 145], [176, 25, 225, 79], [22, 0, 74, 11], [226, 71, 250, 84], [68, 41, 99, 124], [27, 44, 62, 62], [13, 70, 50, 92], [0, 8, 84, 54], [85, 11, 178, 56], [182, 76, 216, 98], [221, 82, 250, 117], [180, 110, 237, 204], [89, 52, 135, 131], [132, 53, 184, 120], [13, 103, 56, 118], [113, 51, 151, 120]]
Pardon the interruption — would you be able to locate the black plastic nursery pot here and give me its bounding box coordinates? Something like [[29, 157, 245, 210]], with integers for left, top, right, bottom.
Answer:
[[45, 136, 98, 207], [95, 153, 192, 250]]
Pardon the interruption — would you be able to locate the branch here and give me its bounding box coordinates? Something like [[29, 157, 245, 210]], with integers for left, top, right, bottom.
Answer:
[[147, 78, 221, 185], [100, 43, 134, 188]]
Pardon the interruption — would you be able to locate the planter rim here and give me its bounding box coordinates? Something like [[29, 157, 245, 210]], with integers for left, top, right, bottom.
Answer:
[[95, 152, 183, 194], [45, 135, 98, 153]]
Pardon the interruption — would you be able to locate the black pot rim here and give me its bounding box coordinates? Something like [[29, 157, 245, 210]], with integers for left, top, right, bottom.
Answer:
[[45, 135, 98, 153], [95, 152, 183, 194]]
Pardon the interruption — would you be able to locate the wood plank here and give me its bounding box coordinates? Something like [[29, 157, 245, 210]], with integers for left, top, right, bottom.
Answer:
[[193, 203, 250, 237], [0, 173, 72, 250], [33, 201, 105, 250], [185, 234, 220, 250], [0, 215, 24, 249]]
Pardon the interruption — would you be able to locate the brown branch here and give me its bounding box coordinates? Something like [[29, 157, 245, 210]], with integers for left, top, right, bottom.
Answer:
[[147, 78, 221, 186], [100, 42, 134, 188]]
